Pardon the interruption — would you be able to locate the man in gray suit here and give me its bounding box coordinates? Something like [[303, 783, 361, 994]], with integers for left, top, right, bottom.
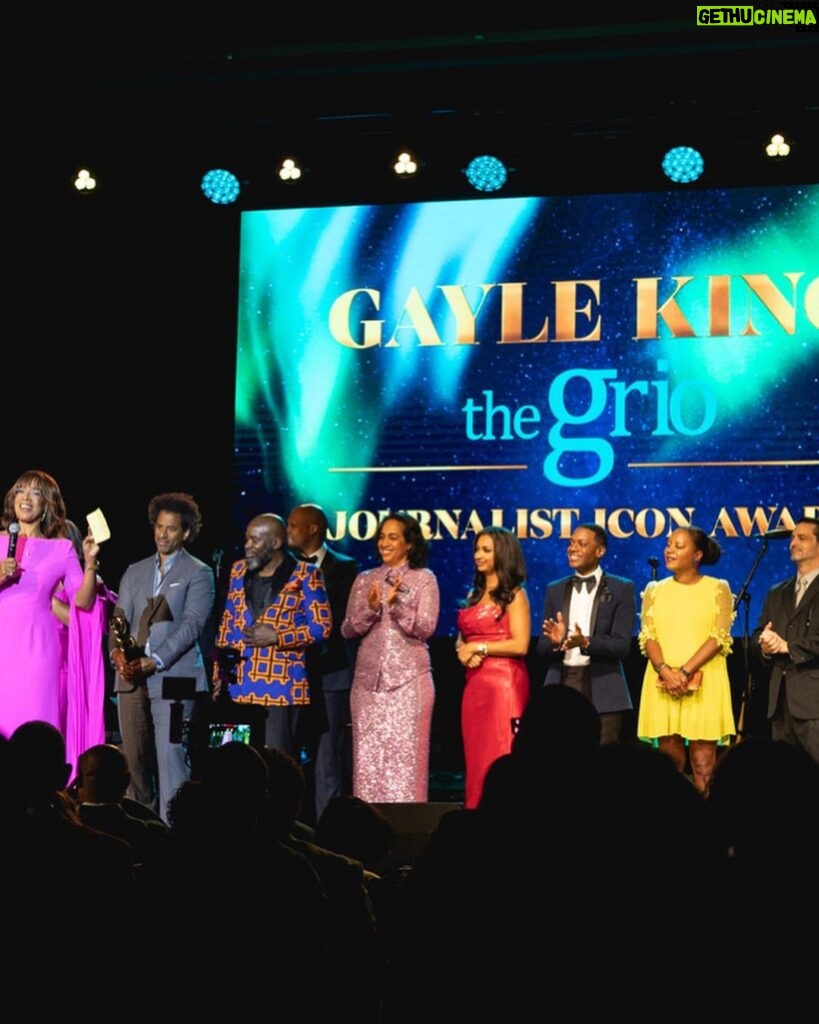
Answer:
[[111, 492, 215, 823]]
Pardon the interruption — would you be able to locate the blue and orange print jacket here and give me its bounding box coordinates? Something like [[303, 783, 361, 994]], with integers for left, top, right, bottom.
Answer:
[[215, 558, 331, 706]]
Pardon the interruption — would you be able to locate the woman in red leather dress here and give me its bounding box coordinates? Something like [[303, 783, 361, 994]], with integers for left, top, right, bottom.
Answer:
[[456, 527, 531, 809]]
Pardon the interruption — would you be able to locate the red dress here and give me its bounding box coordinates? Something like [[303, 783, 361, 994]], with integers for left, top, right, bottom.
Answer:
[[457, 601, 530, 809]]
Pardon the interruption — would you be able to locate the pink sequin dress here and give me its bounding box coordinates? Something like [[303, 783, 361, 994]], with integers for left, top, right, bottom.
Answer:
[[342, 562, 439, 803]]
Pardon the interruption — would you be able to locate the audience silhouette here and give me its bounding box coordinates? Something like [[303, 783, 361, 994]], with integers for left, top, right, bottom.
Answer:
[[264, 747, 383, 1020], [708, 736, 819, 924], [73, 742, 171, 880], [1, 706, 815, 1020], [154, 741, 329, 1008], [3, 719, 136, 983], [383, 685, 735, 1017], [314, 794, 396, 877]]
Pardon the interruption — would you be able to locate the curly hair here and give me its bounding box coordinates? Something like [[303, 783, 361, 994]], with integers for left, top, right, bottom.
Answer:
[[465, 526, 526, 612], [3, 469, 68, 539], [147, 492, 203, 541], [376, 512, 429, 569]]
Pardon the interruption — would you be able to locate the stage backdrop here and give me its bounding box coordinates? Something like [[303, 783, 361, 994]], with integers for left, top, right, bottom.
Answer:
[[231, 183, 818, 636]]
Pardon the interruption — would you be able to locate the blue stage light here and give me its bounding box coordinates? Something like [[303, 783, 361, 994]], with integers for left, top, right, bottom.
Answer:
[[661, 146, 704, 184], [201, 168, 241, 204], [465, 155, 507, 192]]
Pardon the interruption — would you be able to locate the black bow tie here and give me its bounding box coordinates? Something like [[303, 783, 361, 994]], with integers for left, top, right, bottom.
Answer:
[[572, 575, 596, 593], [299, 554, 318, 564]]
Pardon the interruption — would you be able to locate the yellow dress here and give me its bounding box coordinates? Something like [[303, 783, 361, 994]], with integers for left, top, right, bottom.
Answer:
[[636, 575, 736, 744]]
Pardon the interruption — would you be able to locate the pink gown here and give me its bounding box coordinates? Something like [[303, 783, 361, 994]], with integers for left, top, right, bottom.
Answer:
[[457, 602, 530, 809], [0, 535, 111, 771]]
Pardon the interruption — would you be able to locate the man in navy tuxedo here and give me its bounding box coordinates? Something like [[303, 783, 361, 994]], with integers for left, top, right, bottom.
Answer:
[[287, 503, 359, 821], [752, 516, 819, 764], [537, 523, 635, 745]]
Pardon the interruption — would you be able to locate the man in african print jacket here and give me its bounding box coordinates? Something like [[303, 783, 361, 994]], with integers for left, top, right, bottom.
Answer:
[[214, 513, 331, 758]]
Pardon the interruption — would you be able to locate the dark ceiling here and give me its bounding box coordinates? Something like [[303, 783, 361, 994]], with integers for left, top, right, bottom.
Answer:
[[5, 16, 818, 204]]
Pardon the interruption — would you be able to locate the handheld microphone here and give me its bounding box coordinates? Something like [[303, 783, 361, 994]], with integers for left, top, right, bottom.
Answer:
[[7, 522, 20, 558], [763, 528, 793, 540], [647, 557, 659, 569]]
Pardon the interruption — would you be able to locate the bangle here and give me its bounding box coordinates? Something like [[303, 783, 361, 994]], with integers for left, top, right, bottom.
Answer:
[[84, 564, 98, 573], [679, 665, 692, 680], [654, 661, 667, 674]]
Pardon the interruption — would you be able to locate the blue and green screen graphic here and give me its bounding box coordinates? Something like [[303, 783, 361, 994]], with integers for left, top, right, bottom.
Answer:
[[232, 184, 818, 632]]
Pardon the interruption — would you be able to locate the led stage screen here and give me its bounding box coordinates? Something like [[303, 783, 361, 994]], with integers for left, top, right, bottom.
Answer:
[[232, 184, 818, 635]]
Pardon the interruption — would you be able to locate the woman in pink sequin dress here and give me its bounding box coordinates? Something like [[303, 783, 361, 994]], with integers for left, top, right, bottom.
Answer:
[[341, 513, 439, 803], [456, 527, 531, 809]]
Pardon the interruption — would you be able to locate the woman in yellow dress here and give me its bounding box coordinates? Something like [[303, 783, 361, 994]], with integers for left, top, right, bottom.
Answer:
[[637, 525, 736, 794]]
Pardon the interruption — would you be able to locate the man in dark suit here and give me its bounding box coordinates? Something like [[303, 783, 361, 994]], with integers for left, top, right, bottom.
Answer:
[[287, 502, 359, 822], [111, 492, 215, 823], [752, 515, 819, 764], [537, 523, 635, 745]]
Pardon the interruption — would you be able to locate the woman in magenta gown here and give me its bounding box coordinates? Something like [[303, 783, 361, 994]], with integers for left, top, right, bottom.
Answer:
[[456, 526, 531, 809], [0, 469, 108, 770]]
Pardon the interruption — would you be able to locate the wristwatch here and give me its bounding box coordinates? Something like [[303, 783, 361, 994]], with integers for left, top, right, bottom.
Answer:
[[478, 642, 488, 657]]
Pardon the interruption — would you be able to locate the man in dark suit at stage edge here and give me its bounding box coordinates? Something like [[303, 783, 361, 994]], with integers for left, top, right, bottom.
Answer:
[[287, 503, 359, 822], [537, 523, 635, 745], [753, 516, 819, 765]]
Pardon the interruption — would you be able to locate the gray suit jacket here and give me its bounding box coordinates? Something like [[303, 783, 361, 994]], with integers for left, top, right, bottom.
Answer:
[[111, 547, 215, 698]]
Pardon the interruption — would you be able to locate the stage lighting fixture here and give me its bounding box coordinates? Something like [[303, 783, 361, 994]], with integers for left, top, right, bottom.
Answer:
[[201, 168, 241, 204], [73, 168, 97, 193], [393, 151, 418, 176], [465, 155, 507, 192], [765, 133, 791, 157], [661, 146, 704, 184], [278, 158, 302, 182]]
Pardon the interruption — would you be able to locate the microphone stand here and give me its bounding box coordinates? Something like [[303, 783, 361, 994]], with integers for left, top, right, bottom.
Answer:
[[212, 548, 224, 583], [732, 537, 771, 743]]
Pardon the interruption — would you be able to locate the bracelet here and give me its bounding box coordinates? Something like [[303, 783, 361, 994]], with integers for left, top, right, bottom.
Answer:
[[679, 665, 692, 680], [84, 564, 98, 573], [654, 661, 667, 674], [478, 642, 488, 657]]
